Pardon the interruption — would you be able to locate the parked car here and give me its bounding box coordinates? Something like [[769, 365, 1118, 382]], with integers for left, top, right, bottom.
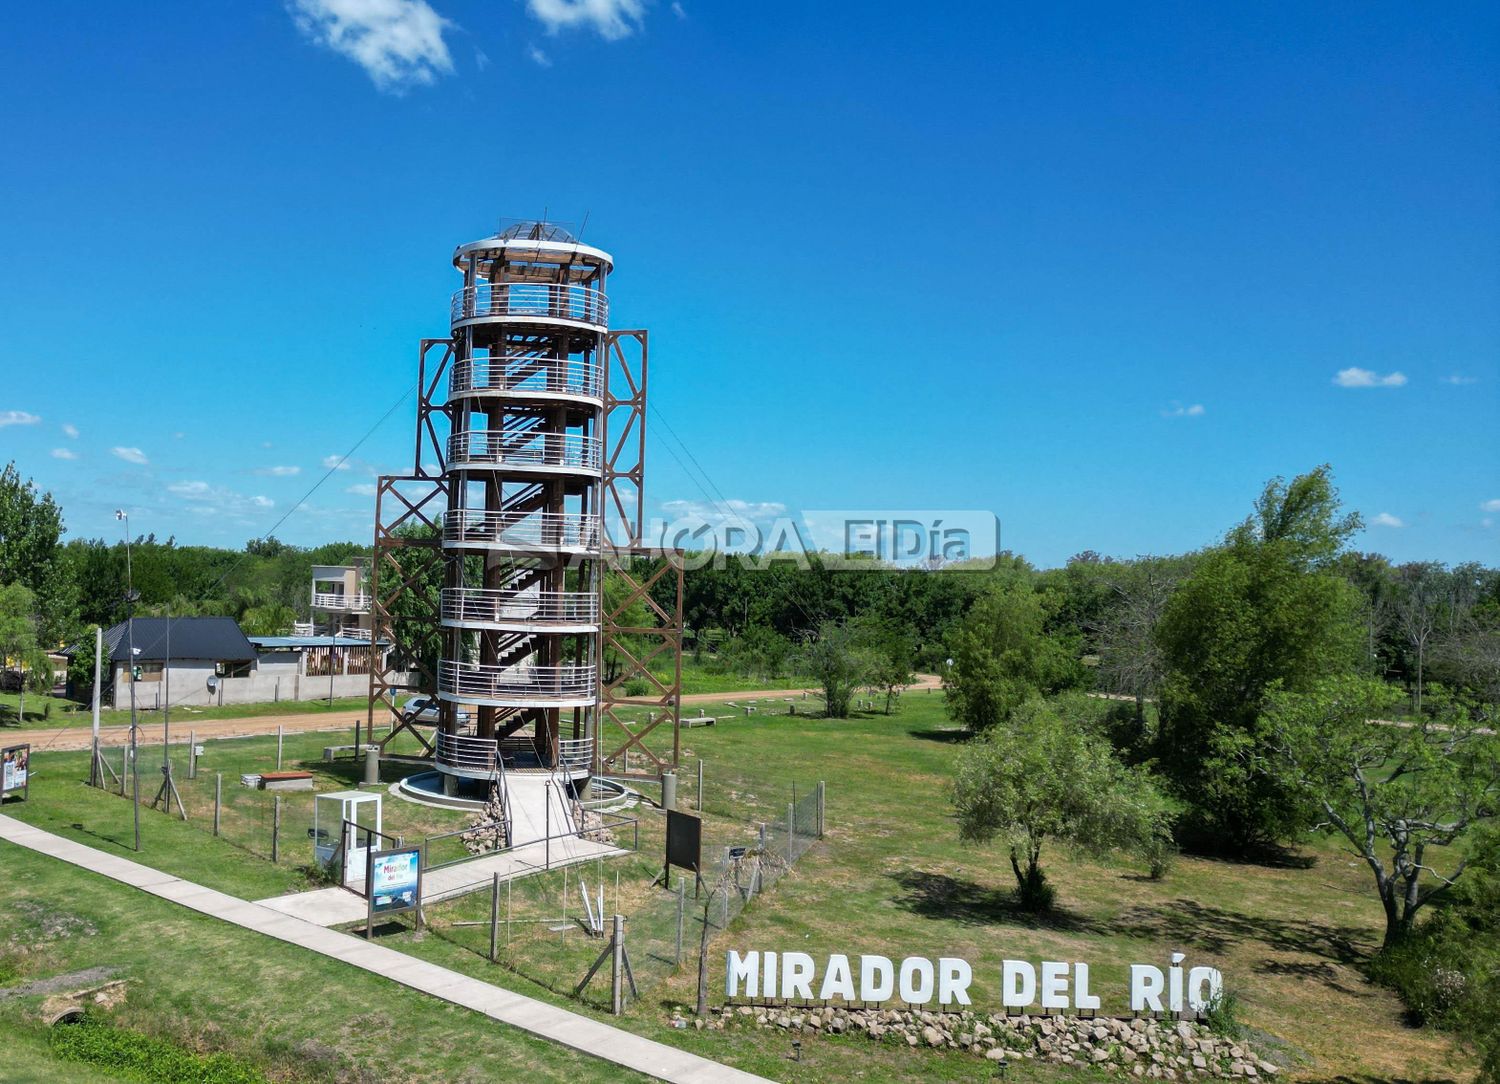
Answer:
[[400, 695, 470, 726]]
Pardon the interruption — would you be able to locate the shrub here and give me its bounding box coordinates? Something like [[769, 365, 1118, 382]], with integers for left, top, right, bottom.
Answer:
[[50, 1015, 267, 1084], [1200, 989, 1245, 1039]]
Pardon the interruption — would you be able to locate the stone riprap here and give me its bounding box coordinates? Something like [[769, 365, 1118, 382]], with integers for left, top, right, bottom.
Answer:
[[678, 1005, 1281, 1079]]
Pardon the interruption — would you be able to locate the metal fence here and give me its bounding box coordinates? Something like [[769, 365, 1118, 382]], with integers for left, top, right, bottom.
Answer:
[[418, 780, 826, 1012]]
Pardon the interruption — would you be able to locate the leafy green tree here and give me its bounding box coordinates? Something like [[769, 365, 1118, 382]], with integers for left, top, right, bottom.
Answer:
[[0, 582, 45, 721], [1254, 676, 1499, 948], [798, 620, 875, 717], [0, 462, 73, 644], [857, 615, 917, 714], [716, 625, 794, 680], [239, 603, 297, 636], [944, 574, 1083, 731], [953, 699, 1176, 909], [1155, 466, 1365, 852]]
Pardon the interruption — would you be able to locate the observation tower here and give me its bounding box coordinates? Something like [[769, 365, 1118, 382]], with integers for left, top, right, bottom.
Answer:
[[366, 221, 683, 841], [438, 222, 608, 793]]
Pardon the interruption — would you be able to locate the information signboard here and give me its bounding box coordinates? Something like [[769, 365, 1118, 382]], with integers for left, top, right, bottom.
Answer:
[[665, 808, 702, 890], [366, 845, 422, 934], [1, 744, 29, 802]]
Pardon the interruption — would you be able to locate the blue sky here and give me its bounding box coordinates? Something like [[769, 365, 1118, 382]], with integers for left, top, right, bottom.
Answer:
[[1, 1, 1496, 567]]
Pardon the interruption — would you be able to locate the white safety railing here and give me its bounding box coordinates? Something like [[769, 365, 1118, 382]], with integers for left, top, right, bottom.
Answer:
[[451, 355, 601, 400], [311, 591, 371, 611], [435, 731, 500, 775], [451, 283, 608, 328], [444, 509, 601, 551], [446, 429, 601, 472], [439, 660, 597, 701], [441, 587, 599, 627], [557, 735, 595, 774]]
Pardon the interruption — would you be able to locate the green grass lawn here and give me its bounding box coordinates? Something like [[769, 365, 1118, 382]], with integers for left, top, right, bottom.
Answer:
[[0, 689, 371, 732], [0, 690, 1476, 1082]]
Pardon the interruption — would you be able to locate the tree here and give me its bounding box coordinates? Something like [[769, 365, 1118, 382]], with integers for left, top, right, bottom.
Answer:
[[859, 616, 917, 714], [1254, 676, 1499, 948], [944, 574, 1083, 731], [0, 462, 73, 644], [0, 582, 43, 723], [798, 620, 875, 718], [1155, 466, 1365, 852], [1393, 563, 1444, 716], [953, 700, 1175, 910], [239, 603, 297, 636], [1095, 556, 1189, 718]]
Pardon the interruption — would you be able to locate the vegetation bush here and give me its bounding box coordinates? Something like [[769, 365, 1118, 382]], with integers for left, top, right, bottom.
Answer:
[[1200, 989, 1245, 1040], [50, 1015, 267, 1084]]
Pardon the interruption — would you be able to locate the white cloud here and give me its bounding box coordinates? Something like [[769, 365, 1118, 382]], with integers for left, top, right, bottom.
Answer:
[[1481, 499, 1500, 514], [0, 410, 41, 427], [1334, 367, 1407, 388], [50, 448, 79, 461], [660, 498, 787, 528], [527, 0, 645, 39], [1371, 512, 1405, 528], [1161, 402, 1205, 418], [288, 0, 455, 91], [1441, 373, 1479, 385], [322, 454, 353, 471], [61, 422, 79, 438], [256, 465, 302, 477], [345, 483, 379, 497], [527, 43, 552, 66], [671, 1, 686, 17], [168, 481, 276, 518], [112, 446, 149, 465]]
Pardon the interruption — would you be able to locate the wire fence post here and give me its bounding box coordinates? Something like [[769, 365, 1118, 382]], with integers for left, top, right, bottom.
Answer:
[[786, 802, 795, 863], [697, 758, 704, 812], [489, 872, 500, 963], [271, 795, 281, 863], [675, 881, 685, 965], [611, 913, 624, 1015], [213, 772, 222, 836], [544, 782, 551, 870], [817, 780, 825, 839], [506, 875, 512, 944], [276, 725, 284, 770], [188, 730, 196, 780]]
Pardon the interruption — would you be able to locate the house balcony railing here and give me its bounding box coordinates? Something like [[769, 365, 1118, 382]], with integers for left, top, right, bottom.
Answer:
[[451, 283, 608, 329], [451, 356, 602, 400], [438, 660, 597, 704], [443, 509, 600, 553], [311, 591, 371, 612], [441, 587, 599, 629], [446, 430, 601, 473]]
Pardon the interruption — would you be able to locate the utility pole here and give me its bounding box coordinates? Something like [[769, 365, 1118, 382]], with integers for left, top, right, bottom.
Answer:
[[89, 626, 102, 787], [116, 510, 140, 852], [152, 610, 184, 818]]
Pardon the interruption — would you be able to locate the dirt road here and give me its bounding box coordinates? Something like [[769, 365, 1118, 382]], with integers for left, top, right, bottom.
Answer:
[[3, 674, 946, 754]]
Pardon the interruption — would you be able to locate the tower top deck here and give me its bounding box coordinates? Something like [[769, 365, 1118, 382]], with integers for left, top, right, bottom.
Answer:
[[453, 220, 613, 278]]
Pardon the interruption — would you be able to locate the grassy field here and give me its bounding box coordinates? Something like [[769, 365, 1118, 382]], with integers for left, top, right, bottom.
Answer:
[[0, 691, 1476, 1083], [0, 689, 371, 731]]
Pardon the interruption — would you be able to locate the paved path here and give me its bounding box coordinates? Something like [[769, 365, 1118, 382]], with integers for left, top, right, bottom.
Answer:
[[259, 836, 625, 926], [0, 814, 770, 1084]]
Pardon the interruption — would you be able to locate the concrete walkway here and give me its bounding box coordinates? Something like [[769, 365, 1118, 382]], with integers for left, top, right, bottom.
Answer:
[[0, 815, 770, 1084], [258, 836, 624, 926]]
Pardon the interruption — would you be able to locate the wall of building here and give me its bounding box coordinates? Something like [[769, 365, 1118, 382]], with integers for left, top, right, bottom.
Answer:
[[109, 659, 388, 708]]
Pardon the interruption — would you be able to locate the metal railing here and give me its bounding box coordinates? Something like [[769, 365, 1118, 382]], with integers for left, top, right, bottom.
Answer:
[[439, 660, 597, 702], [451, 283, 608, 328], [441, 587, 599, 627], [446, 430, 601, 472], [437, 731, 595, 776], [451, 356, 601, 400], [443, 509, 601, 552], [311, 591, 371, 611]]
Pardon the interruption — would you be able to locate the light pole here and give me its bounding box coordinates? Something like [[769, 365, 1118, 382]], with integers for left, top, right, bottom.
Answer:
[[116, 510, 141, 851]]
